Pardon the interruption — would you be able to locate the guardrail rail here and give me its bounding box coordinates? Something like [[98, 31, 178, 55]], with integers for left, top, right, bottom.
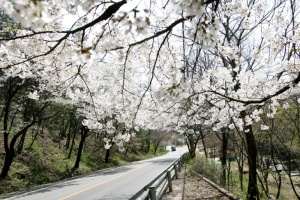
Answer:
[[130, 153, 188, 200]]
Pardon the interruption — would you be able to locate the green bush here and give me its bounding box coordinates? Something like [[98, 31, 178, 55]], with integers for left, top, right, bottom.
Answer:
[[189, 157, 222, 185]]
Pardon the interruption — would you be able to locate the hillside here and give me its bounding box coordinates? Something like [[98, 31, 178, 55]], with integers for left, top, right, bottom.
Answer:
[[0, 129, 167, 195]]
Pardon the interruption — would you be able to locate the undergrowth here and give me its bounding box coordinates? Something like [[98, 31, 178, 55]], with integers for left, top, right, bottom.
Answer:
[[0, 134, 167, 195]]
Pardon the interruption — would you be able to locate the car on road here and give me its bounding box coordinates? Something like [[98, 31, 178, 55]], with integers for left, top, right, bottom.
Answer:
[[171, 145, 176, 151]]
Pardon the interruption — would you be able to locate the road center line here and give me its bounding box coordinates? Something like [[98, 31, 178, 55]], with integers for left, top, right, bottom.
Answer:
[[59, 163, 149, 200]]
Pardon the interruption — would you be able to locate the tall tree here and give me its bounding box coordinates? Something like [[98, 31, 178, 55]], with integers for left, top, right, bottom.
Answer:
[[0, 1, 299, 199]]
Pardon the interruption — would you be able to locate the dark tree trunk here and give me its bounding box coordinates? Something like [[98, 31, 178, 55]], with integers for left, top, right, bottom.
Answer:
[[187, 134, 196, 158], [65, 120, 72, 149], [17, 130, 27, 154], [125, 145, 129, 156], [59, 118, 69, 149], [186, 127, 203, 158], [1, 148, 15, 179], [29, 128, 40, 150], [269, 131, 282, 199], [200, 131, 208, 158], [238, 147, 245, 191], [104, 148, 111, 163], [1, 122, 34, 178], [276, 174, 282, 199], [67, 122, 78, 159], [286, 154, 300, 199], [146, 137, 150, 153], [227, 161, 232, 189], [245, 124, 259, 200], [71, 126, 89, 173], [60, 119, 67, 138], [144, 130, 151, 153], [153, 139, 163, 155], [220, 128, 229, 187]]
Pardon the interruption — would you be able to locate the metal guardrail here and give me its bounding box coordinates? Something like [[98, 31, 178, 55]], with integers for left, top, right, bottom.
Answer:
[[130, 153, 189, 200]]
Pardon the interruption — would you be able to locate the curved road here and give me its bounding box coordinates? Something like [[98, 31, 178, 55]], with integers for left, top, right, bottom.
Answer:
[[5, 147, 185, 200]]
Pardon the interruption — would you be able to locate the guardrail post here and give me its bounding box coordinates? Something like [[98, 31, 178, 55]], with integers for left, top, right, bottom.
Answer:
[[178, 161, 181, 172], [174, 164, 178, 179], [167, 170, 173, 192], [144, 194, 150, 200], [149, 186, 156, 200]]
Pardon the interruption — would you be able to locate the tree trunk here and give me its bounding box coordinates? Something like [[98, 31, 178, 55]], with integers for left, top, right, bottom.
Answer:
[[67, 123, 78, 159], [238, 147, 244, 191], [17, 129, 27, 154], [245, 124, 259, 200], [1, 122, 35, 178], [65, 121, 72, 149], [227, 161, 232, 189], [221, 128, 229, 187], [29, 128, 40, 150], [0, 149, 15, 178], [104, 148, 111, 163], [200, 131, 208, 158], [187, 134, 196, 158], [145, 131, 151, 153], [153, 139, 163, 155], [125, 145, 129, 156], [65, 112, 77, 149], [59, 118, 69, 149], [71, 126, 89, 173]]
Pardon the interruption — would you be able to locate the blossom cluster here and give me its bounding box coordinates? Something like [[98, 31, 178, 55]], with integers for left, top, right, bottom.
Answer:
[[113, 9, 151, 35], [0, 0, 51, 30], [0, 0, 299, 151]]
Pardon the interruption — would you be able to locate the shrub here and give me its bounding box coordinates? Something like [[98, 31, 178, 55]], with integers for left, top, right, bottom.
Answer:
[[189, 157, 222, 185]]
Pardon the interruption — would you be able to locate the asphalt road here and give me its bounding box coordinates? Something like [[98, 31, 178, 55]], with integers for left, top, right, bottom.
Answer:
[[5, 147, 185, 200]]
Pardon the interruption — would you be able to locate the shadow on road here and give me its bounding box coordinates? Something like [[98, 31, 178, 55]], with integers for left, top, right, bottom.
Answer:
[[152, 158, 179, 165]]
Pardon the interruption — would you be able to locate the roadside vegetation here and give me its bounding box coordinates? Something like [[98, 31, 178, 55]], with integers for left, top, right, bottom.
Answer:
[[0, 103, 171, 194], [188, 96, 300, 200]]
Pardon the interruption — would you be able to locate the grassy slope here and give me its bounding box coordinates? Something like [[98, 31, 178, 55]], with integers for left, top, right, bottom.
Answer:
[[189, 153, 300, 200], [0, 133, 167, 195]]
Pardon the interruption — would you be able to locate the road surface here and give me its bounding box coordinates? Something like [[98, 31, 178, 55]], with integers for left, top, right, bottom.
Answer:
[[5, 147, 185, 200]]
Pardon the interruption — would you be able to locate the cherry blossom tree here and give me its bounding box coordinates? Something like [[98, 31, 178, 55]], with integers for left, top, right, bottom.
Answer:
[[0, 0, 300, 199]]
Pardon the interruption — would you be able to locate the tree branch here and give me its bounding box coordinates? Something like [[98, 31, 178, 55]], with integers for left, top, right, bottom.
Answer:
[[211, 72, 300, 105]]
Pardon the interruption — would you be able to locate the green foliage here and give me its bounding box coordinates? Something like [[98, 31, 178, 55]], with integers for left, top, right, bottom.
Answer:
[[0, 123, 168, 195], [188, 155, 249, 199], [188, 155, 300, 200], [227, 169, 248, 200], [189, 156, 222, 185], [0, 11, 23, 38]]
